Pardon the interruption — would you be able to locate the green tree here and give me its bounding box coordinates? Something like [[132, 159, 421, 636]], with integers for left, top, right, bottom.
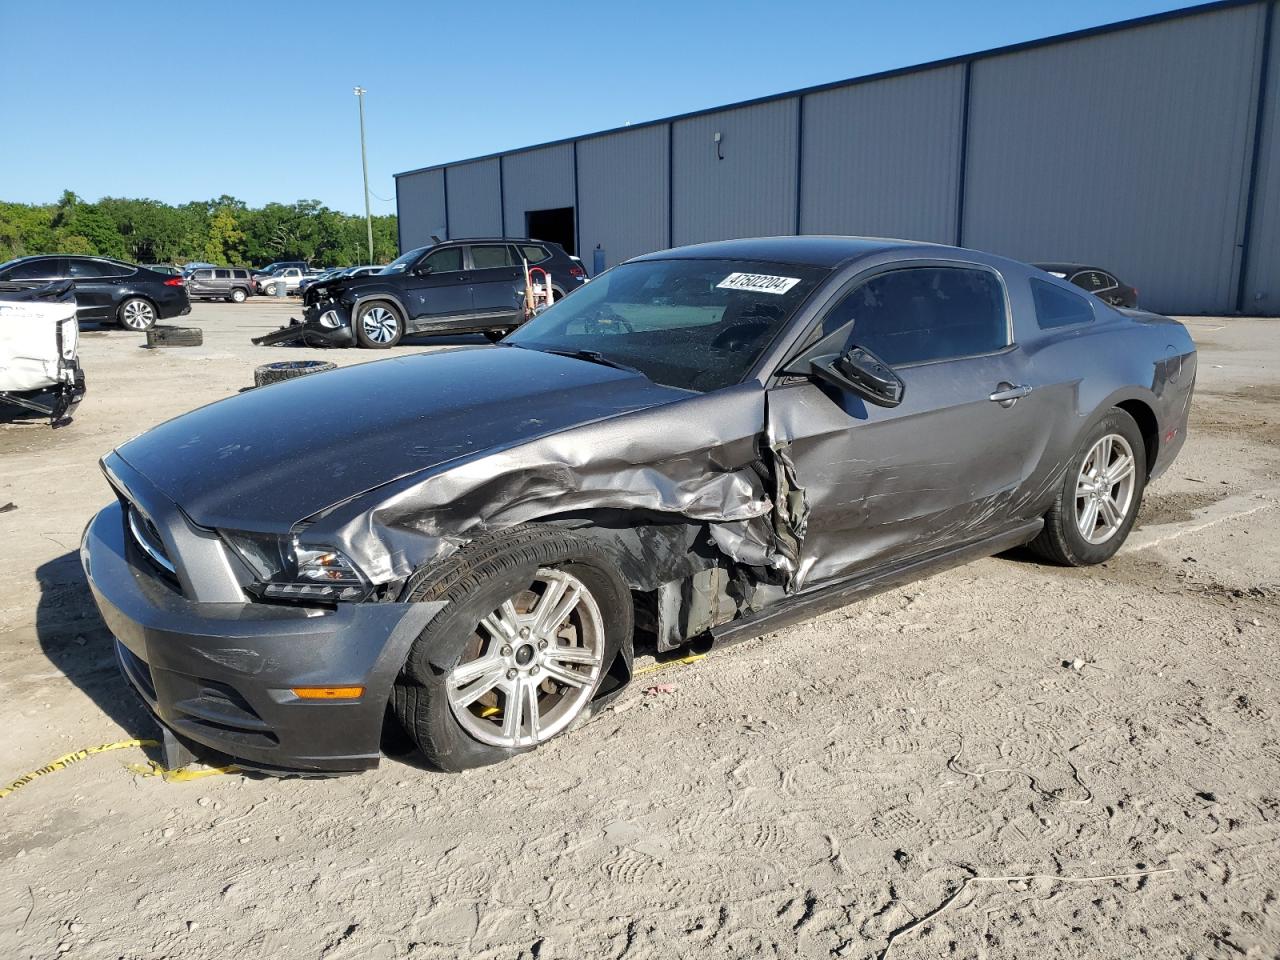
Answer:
[[203, 207, 246, 265]]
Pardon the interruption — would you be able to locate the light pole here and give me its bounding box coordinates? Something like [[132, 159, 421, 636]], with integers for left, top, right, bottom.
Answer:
[[353, 86, 374, 263]]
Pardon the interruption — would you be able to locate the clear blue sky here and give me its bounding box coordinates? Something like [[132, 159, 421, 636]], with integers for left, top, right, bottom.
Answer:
[[0, 0, 1197, 215]]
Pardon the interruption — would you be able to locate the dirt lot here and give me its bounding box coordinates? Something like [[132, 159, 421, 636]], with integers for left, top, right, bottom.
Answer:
[[1, 300, 1277, 959]]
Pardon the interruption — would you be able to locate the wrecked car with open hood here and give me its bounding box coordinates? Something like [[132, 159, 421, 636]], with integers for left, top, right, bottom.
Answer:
[[80, 237, 1196, 774]]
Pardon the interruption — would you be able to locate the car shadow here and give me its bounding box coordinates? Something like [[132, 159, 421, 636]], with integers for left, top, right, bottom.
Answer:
[[34, 550, 164, 755]]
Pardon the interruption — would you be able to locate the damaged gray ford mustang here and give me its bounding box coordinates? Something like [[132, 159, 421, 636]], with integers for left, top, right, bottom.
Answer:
[[81, 237, 1196, 774]]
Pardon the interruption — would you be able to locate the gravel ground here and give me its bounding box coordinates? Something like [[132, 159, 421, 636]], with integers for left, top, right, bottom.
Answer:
[[0, 300, 1277, 959]]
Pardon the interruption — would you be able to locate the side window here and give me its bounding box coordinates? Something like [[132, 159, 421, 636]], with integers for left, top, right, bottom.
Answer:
[[214, 269, 231, 280], [1032, 278, 1094, 329], [519, 244, 550, 264], [6, 259, 63, 280], [420, 246, 463, 273], [193, 269, 214, 281], [470, 244, 513, 269], [822, 266, 1008, 365], [232, 269, 248, 279], [67, 259, 114, 278]]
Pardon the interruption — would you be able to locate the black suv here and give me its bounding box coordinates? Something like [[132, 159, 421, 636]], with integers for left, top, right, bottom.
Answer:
[[300, 238, 586, 348], [0, 256, 191, 329]]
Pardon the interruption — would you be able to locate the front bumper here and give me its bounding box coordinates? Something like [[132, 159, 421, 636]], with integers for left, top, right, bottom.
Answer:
[[80, 500, 441, 773], [299, 300, 356, 347], [0, 359, 86, 424]]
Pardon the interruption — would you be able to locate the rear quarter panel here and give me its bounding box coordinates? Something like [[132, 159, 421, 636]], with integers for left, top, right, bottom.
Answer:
[[1010, 273, 1195, 503]]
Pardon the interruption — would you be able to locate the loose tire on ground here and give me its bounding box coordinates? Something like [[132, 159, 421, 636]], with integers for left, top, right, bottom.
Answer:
[[145, 325, 203, 348], [355, 301, 404, 349], [253, 359, 337, 388], [1029, 408, 1147, 566], [392, 524, 632, 771]]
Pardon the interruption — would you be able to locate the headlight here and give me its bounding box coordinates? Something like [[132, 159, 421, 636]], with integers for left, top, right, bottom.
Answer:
[[221, 531, 370, 602], [317, 309, 342, 328]]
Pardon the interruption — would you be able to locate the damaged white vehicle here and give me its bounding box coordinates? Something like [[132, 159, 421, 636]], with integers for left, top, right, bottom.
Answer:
[[0, 280, 87, 425]]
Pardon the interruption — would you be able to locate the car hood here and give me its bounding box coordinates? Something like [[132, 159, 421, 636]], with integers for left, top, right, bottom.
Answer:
[[114, 346, 691, 532]]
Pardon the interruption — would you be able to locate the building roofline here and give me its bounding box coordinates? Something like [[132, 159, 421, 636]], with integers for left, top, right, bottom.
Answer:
[[395, 0, 1260, 179]]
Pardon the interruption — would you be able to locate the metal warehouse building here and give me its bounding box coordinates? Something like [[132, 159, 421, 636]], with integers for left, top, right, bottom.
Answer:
[[395, 0, 1278, 316]]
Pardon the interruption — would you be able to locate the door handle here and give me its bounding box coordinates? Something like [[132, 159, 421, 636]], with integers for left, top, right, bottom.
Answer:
[[989, 383, 1032, 405]]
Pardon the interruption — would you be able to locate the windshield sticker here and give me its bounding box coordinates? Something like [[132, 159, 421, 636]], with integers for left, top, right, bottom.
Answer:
[[716, 273, 801, 295]]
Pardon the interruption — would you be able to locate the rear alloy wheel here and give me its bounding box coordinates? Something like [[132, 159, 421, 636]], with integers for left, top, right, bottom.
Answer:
[[230, 288, 247, 303], [1030, 409, 1146, 566], [393, 525, 632, 770], [355, 302, 403, 348], [118, 298, 157, 331]]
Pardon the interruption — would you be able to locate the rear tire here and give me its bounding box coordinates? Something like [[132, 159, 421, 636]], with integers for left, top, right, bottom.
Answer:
[[1030, 409, 1147, 566], [230, 287, 248, 303], [392, 524, 632, 771], [118, 298, 157, 331], [354, 301, 404, 349]]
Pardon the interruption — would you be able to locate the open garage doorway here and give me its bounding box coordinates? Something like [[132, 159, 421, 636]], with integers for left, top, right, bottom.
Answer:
[[525, 207, 575, 256]]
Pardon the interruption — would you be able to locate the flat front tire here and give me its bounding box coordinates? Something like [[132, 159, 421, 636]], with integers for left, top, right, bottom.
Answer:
[[392, 525, 632, 771], [1030, 409, 1147, 566], [355, 301, 404, 348]]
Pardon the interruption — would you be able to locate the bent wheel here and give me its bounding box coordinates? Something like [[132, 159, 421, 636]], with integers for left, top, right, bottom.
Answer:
[[393, 525, 632, 770], [1030, 408, 1147, 566]]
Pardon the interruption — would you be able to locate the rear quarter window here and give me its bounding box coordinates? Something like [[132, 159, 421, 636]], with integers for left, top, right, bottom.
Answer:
[[1032, 278, 1095, 329], [520, 244, 550, 264]]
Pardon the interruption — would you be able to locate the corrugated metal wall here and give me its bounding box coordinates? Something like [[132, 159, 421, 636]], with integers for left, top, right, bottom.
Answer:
[[964, 3, 1267, 314], [576, 125, 671, 269], [501, 144, 576, 239], [445, 159, 503, 237], [395, 169, 447, 250], [1243, 6, 1280, 311], [398, 0, 1279, 314], [801, 65, 965, 243], [671, 99, 799, 245]]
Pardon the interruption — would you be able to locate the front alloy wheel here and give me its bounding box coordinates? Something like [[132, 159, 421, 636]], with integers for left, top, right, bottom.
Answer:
[[355, 302, 403, 348], [119, 298, 157, 330], [392, 524, 632, 771], [446, 568, 605, 748]]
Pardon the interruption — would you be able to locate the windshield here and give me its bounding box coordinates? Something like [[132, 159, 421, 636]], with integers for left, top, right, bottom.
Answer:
[[506, 258, 828, 392], [381, 247, 426, 275]]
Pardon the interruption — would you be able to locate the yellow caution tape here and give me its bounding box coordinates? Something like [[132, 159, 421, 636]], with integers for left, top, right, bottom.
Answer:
[[633, 652, 707, 678], [0, 738, 159, 799], [125, 760, 240, 783]]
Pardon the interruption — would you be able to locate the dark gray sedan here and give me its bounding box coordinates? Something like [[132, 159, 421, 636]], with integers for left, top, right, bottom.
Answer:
[[81, 237, 1196, 774]]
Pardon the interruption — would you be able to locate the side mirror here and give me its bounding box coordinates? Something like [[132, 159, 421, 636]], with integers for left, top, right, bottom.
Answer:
[[809, 344, 905, 408], [413, 264, 433, 276]]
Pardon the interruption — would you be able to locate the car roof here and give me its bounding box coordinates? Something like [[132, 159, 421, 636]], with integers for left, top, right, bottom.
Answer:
[[632, 235, 930, 269]]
